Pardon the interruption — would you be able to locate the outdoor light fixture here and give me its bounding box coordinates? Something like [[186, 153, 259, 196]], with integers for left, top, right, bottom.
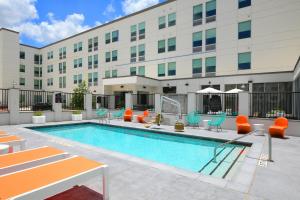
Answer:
[[241, 84, 246, 89], [143, 86, 146, 89], [120, 85, 124, 88], [208, 81, 211, 85], [185, 83, 189, 86]]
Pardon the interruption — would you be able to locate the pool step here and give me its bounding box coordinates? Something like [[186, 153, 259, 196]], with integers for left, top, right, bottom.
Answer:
[[199, 146, 246, 178]]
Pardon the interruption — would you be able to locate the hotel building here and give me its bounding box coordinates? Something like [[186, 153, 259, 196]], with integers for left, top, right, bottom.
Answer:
[[0, 0, 300, 98]]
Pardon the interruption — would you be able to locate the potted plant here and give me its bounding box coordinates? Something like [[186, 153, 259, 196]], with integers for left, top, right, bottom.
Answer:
[[32, 111, 46, 124], [72, 110, 82, 121]]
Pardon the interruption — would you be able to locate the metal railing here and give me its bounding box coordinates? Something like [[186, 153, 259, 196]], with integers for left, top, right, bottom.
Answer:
[[162, 94, 187, 114], [0, 89, 8, 112], [196, 93, 239, 116], [19, 90, 53, 111], [62, 92, 84, 111], [249, 92, 299, 120], [92, 94, 111, 109], [132, 93, 154, 111]]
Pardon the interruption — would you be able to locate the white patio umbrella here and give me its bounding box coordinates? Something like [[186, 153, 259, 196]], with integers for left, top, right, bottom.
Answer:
[[196, 87, 223, 94], [225, 88, 244, 93]]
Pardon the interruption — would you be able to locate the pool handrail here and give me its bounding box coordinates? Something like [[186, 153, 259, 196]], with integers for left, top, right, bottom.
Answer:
[[213, 130, 259, 163]]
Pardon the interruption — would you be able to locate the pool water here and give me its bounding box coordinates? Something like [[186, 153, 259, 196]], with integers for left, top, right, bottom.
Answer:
[[29, 123, 247, 177]]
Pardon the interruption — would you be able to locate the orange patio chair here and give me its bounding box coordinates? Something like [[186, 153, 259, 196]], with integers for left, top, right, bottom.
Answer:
[[269, 117, 288, 138], [137, 110, 149, 123], [236, 115, 251, 134], [123, 108, 133, 122]]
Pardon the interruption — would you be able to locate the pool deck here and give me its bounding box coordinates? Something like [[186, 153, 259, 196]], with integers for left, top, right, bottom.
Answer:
[[1, 120, 300, 200]]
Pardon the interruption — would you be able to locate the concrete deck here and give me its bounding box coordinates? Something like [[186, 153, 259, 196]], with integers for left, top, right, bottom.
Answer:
[[0, 120, 299, 200]]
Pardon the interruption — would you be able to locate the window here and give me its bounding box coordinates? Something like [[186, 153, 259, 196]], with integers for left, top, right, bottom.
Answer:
[[193, 4, 203, 26], [130, 67, 137, 76], [158, 16, 166, 29], [47, 65, 53, 73], [138, 22, 145, 40], [94, 37, 98, 51], [59, 47, 66, 59], [138, 66, 145, 76], [112, 70, 117, 77], [34, 67, 42, 77], [34, 79, 42, 90], [238, 52, 251, 70], [130, 46, 137, 62], [238, 20, 251, 39], [168, 13, 176, 27], [88, 56, 93, 69], [205, 57, 216, 76], [239, 0, 251, 9], [88, 73, 93, 86], [59, 77, 66, 88], [205, 28, 216, 51], [158, 40, 165, 53], [105, 33, 111, 44], [168, 37, 176, 52], [20, 78, 25, 86], [130, 25, 137, 41], [74, 43, 78, 52], [20, 51, 25, 59], [206, 0, 216, 23], [94, 54, 98, 68], [34, 54, 41, 64], [73, 75, 78, 84], [112, 50, 118, 61], [138, 44, 145, 61], [59, 62, 66, 74], [88, 38, 93, 52], [20, 65, 25, 73], [93, 72, 98, 86], [78, 74, 82, 84], [74, 59, 78, 68], [112, 30, 119, 42], [47, 51, 53, 59], [78, 58, 82, 67], [168, 62, 176, 76], [105, 70, 110, 78], [105, 52, 111, 62], [193, 32, 202, 52], [158, 63, 165, 77], [78, 42, 82, 51], [192, 59, 202, 75], [47, 78, 53, 86]]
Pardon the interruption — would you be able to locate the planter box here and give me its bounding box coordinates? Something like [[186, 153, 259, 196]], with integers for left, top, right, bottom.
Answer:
[[32, 116, 46, 124], [72, 114, 82, 121]]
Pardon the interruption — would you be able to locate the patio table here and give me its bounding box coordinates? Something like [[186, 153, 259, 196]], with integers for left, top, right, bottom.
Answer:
[[203, 120, 211, 130], [0, 144, 9, 155]]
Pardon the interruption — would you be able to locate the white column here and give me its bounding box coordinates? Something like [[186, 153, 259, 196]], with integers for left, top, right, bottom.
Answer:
[[109, 95, 115, 109], [85, 93, 93, 119], [238, 92, 250, 116], [154, 93, 161, 113], [8, 88, 20, 125], [52, 92, 62, 122], [187, 92, 196, 113], [125, 93, 132, 109]]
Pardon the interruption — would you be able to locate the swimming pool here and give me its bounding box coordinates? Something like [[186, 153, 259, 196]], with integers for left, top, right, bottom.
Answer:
[[29, 123, 248, 178]]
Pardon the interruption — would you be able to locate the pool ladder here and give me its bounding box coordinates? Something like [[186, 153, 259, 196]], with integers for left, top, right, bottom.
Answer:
[[213, 130, 272, 163]]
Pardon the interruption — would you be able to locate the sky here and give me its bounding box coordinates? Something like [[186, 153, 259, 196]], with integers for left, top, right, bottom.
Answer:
[[0, 0, 164, 47]]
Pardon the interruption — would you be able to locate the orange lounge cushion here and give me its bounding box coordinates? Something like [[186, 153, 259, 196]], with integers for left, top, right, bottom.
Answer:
[[0, 157, 104, 199], [269, 125, 286, 138], [137, 115, 144, 123], [0, 131, 7, 135], [0, 135, 22, 143], [237, 123, 251, 128], [0, 146, 64, 169], [237, 123, 251, 134]]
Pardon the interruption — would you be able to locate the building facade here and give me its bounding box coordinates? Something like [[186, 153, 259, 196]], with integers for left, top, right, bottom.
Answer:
[[0, 0, 300, 96]]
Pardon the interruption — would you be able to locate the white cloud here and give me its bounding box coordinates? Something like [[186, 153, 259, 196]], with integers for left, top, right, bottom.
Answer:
[[102, 2, 116, 16], [0, 0, 38, 27], [95, 21, 103, 26], [15, 13, 90, 44], [122, 0, 159, 15]]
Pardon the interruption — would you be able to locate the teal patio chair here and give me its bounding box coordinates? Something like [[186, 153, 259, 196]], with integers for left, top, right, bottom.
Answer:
[[186, 111, 201, 127], [96, 108, 109, 123], [208, 113, 226, 132], [112, 108, 125, 119]]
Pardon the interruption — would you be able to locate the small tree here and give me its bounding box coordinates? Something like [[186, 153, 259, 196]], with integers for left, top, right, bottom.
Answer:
[[72, 81, 90, 110]]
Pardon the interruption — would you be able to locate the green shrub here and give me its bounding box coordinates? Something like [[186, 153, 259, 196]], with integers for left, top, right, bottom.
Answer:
[[33, 111, 44, 116], [72, 110, 82, 115]]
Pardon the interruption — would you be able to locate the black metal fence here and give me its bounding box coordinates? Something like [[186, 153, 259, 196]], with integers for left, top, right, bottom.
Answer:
[[250, 92, 300, 120], [92, 94, 111, 109], [196, 93, 239, 116], [162, 94, 188, 114], [62, 92, 84, 111], [19, 90, 53, 111], [132, 93, 155, 111], [0, 89, 8, 112]]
